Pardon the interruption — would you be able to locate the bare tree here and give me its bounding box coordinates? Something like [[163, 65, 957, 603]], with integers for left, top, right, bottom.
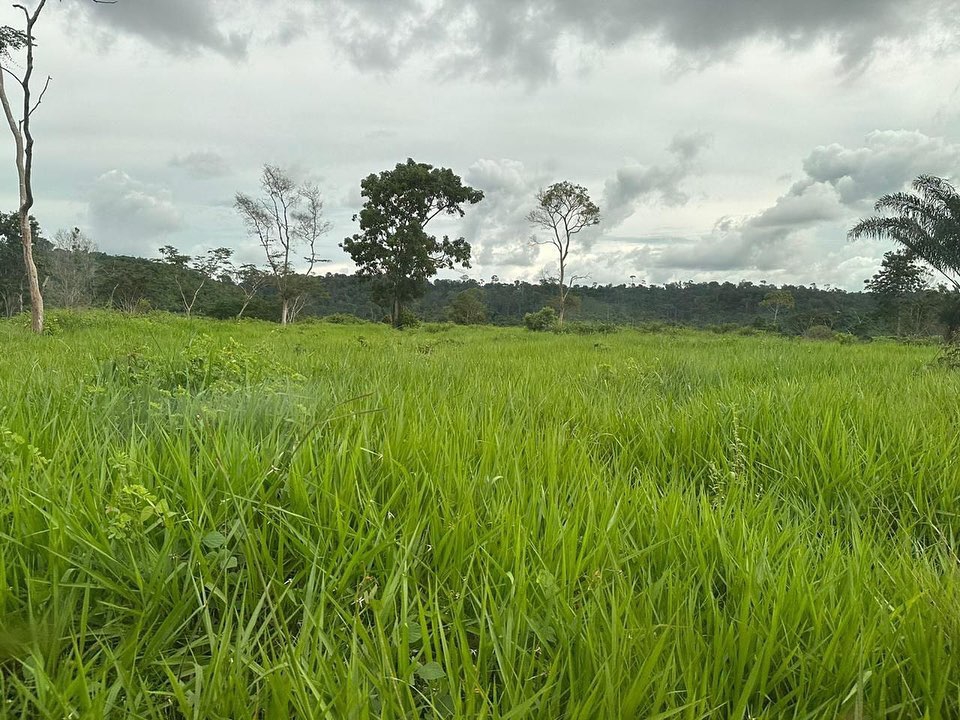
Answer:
[[49, 227, 97, 307], [229, 263, 268, 320], [0, 0, 112, 334], [527, 181, 600, 325], [156, 245, 233, 317], [235, 165, 331, 325]]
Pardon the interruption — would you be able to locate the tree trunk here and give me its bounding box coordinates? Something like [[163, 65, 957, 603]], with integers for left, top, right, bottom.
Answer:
[[281, 297, 289, 325], [20, 213, 42, 333]]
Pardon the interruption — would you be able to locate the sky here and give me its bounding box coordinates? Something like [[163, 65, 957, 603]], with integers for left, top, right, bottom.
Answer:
[[2, 0, 960, 289]]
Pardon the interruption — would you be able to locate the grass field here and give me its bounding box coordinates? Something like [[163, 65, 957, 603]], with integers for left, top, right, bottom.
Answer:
[[1, 311, 959, 719]]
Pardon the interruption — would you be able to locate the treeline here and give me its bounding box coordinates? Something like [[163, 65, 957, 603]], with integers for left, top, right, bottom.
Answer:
[[2, 225, 954, 338]]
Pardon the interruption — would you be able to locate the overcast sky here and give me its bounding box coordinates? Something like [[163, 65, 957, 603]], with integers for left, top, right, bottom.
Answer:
[[2, 0, 960, 289]]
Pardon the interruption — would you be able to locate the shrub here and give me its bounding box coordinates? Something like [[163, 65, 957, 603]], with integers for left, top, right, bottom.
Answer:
[[524, 306, 557, 332], [555, 321, 619, 335], [803, 325, 835, 341], [448, 288, 487, 325], [322, 313, 367, 325], [96, 335, 300, 394], [383, 308, 421, 329]]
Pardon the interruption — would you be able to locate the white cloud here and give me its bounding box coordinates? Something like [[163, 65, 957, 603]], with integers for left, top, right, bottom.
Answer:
[[89, 170, 183, 251]]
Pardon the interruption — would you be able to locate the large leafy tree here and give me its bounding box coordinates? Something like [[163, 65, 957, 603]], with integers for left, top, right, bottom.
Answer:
[[341, 159, 484, 326], [527, 181, 600, 325], [849, 175, 960, 291]]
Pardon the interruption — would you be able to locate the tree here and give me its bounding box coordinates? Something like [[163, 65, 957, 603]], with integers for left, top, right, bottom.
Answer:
[[234, 165, 331, 325], [0, 210, 43, 316], [864, 250, 930, 335], [228, 263, 269, 320], [759, 289, 795, 323], [341, 158, 484, 327], [0, 0, 111, 333], [156, 245, 234, 317], [527, 181, 600, 326], [849, 175, 960, 291], [448, 287, 487, 324], [48, 227, 97, 307]]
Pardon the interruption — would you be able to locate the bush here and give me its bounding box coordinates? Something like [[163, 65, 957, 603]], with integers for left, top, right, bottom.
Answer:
[[524, 306, 558, 332], [387, 308, 421, 329], [803, 325, 835, 341], [96, 335, 300, 395], [448, 288, 487, 325], [322, 313, 367, 325], [555, 321, 619, 335]]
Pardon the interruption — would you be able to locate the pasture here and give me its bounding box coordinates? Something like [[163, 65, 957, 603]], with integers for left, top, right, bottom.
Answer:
[[0, 312, 957, 718]]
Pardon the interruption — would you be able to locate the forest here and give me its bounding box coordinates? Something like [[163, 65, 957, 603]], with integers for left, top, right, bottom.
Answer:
[[0, 210, 952, 339]]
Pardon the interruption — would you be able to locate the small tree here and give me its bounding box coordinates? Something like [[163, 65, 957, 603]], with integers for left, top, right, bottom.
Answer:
[[156, 245, 233, 317], [527, 181, 600, 326], [448, 287, 487, 325], [341, 159, 484, 327], [229, 263, 269, 320], [759, 289, 795, 323], [864, 250, 930, 335], [49, 227, 97, 308], [235, 165, 331, 324]]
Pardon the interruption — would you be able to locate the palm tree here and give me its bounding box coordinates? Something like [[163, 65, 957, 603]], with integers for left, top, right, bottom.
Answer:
[[849, 174, 960, 291]]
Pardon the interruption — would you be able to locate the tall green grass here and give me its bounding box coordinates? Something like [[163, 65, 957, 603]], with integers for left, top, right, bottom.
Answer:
[[0, 311, 958, 718]]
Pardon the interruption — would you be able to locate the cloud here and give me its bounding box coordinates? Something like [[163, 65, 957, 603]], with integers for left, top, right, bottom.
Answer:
[[71, 0, 249, 58], [801, 130, 960, 205], [66, 0, 955, 82], [600, 130, 960, 286], [314, 0, 951, 82], [89, 170, 183, 250], [169, 151, 232, 179], [602, 131, 711, 229], [462, 158, 550, 269]]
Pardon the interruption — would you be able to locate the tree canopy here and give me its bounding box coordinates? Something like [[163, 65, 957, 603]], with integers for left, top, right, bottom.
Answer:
[[341, 158, 484, 326], [849, 174, 960, 291]]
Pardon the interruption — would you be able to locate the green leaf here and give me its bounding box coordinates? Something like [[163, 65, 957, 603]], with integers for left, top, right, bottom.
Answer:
[[415, 661, 446, 682], [202, 531, 227, 550]]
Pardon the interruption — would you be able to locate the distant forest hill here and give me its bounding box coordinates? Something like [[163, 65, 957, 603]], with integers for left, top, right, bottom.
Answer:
[[1, 219, 954, 338]]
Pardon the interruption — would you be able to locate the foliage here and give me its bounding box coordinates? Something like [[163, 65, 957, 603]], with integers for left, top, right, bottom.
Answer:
[[97, 334, 299, 395], [528, 181, 600, 325], [321, 312, 367, 325], [341, 159, 484, 326], [235, 165, 331, 324], [554, 320, 619, 335], [849, 174, 960, 290], [447, 288, 487, 325], [524, 305, 558, 331], [759, 289, 795, 322], [803, 324, 836, 341]]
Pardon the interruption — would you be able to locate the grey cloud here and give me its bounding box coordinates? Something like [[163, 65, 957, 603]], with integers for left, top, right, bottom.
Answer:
[[170, 151, 232, 179], [317, 0, 952, 81], [71, 0, 249, 58], [89, 170, 183, 250], [602, 132, 711, 229], [69, 0, 955, 81]]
